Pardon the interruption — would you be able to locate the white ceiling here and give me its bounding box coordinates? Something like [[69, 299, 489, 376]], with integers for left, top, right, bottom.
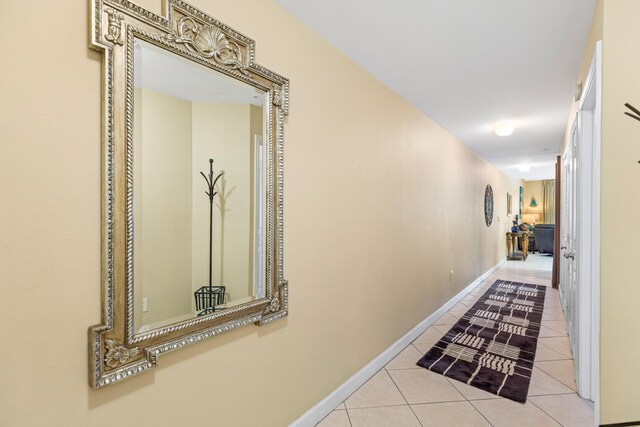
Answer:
[[274, 0, 596, 180]]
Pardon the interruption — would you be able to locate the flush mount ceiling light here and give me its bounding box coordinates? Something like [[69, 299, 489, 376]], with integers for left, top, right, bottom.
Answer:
[[518, 164, 531, 172], [494, 121, 515, 136]]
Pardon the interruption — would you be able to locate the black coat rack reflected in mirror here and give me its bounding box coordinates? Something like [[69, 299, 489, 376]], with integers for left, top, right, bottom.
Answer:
[[194, 159, 226, 316], [624, 103, 640, 122], [624, 103, 640, 164]]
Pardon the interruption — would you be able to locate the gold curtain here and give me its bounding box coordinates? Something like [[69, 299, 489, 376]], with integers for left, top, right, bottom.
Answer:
[[542, 179, 555, 224]]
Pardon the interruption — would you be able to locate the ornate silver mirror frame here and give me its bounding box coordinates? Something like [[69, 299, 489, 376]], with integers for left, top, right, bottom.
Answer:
[[88, 0, 289, 389]]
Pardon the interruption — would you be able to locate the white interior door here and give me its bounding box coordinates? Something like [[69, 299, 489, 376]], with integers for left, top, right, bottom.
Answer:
[[561, 123, 579, 357], [560, 42, 601, 412], [574, 43, 601, 403], [559, 149, 568, 308]]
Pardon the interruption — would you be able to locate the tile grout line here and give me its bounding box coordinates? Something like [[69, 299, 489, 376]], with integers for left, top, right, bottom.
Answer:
[[528, 398, 566, 427], [343, 403, 421, 410], [343, 405, 353, 427], [540, 331, 568, 337], [467, 399, 498, 427], [386, 367, 433, 371], [533, 363, 578, 391], [384, 367, 425, 427], [340, 367, 389, 414], [528, 392, 581, 398], [443, 376, 498, 427], [411, 343, 428, 356], [536, 357, 572, 362], [535, 342, 572, 362]]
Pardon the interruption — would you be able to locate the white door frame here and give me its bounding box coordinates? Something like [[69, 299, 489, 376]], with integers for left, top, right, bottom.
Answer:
[[576, 41, 602, 421]]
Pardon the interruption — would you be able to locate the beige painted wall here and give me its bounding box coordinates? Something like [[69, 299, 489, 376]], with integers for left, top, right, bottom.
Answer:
[[134, 88, 194, 329], [598, 0, 640, 423], [0, 1, 520, 425], [191, 103, 254, 304], [522, 180, 544, 219]]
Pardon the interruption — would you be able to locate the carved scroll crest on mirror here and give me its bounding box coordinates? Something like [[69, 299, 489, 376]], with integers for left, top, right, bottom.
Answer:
[[89, 0, 289, 389]]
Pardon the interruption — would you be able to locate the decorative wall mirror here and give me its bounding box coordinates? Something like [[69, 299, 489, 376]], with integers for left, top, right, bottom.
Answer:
[[484, 184, 493, 227], [484, 184, 494, 227], [89, 0, 289, 388]]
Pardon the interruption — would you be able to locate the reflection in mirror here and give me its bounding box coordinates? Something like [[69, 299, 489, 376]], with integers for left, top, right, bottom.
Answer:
[[132, 39, 266, 333]]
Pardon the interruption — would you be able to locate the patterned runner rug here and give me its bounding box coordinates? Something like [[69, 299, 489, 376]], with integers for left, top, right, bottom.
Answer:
[[416, 280, 546, 403]]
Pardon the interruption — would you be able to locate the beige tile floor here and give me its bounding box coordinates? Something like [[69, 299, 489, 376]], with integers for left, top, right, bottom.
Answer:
[[316, 254, 594, 427]]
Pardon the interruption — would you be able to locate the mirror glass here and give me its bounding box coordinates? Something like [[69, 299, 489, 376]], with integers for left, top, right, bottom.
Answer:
[[132, 39, 267, 333]]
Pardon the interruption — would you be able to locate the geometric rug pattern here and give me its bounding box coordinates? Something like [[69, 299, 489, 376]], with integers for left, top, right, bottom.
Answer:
[[417, 280, 546, 403]]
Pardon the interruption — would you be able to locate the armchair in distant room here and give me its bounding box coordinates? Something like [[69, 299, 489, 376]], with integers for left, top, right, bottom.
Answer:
[[533, 224, 555, 254], [517, 223, 537, 253]]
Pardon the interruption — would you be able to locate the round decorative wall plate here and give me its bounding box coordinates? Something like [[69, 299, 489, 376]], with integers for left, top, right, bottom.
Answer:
[[484, 185, 494, 227]]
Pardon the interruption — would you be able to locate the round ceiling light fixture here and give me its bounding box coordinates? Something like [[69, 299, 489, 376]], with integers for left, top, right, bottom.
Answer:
[[494, 121, 515, 136], [518, 164, 531, 172]]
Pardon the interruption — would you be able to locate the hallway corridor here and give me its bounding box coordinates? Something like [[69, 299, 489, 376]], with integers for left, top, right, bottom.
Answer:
[[317, 255, 594, 427]]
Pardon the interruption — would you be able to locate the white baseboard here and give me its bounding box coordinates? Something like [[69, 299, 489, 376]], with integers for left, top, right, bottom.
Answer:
[[289, 260, 505, 427]]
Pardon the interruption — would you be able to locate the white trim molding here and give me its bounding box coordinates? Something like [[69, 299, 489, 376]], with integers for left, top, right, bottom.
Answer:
[[577, 40, 602, 426], [289, 260, 505, 427]]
